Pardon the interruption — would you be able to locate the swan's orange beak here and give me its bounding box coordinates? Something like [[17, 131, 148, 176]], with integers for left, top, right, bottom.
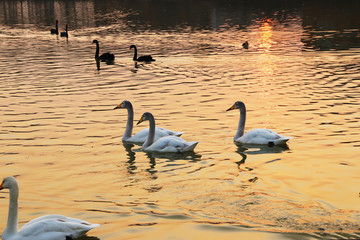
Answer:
[[226, 104, 235, 111], [137, 116, 144, 125], [0, 180, 3, 190], [114, 103, 123, 110]]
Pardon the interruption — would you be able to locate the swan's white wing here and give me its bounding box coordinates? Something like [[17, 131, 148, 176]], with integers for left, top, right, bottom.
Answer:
[[18, 214, 99, 240], [127, 127, 183, 143], [145, 136, 198, 152], [155, 127, 184, 139], [236, 128, 291, 145]]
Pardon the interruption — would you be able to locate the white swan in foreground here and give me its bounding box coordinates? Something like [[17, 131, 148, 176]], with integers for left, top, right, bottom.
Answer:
[[227, 101, 292, 145], [0, 176, 100, 240], [114, 100, 183, 143], [137, 112, 198, 152]]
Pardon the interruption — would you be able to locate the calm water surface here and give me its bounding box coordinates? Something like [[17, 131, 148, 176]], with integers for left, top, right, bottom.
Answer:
[[0, 0, 360, 239]]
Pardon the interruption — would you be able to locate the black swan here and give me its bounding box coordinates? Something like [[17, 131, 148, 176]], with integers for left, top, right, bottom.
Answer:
[[50, 20, 58, 35], [60, 24, 69, 38], [242, 41, 249, 49], [130, 45, 155, 62], [92, 40, 115, 62]]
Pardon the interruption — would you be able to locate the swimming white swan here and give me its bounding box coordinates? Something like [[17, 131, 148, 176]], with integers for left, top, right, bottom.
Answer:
[[227, 101, 292, 145], [137, 112, 198, 152], [114, 100, 183, 143], [0, 176, 100, 240]]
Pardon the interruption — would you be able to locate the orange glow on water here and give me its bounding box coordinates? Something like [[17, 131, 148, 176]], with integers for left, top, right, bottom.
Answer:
[[259, 18, 274, 53]]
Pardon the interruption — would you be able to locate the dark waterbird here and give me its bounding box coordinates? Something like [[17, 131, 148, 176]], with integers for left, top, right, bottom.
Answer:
[[130, 45, 155, 62], [50, 20, 58, 35], [92, 40, 115, 62], [242, 41, 249, 49], [60, 24, 69, 38]]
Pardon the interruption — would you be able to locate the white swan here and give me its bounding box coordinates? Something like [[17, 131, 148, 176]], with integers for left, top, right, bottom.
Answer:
[[0, 176, 100, 240], [114, 100, 183, 143], [227, 101, 292, 145], [137, 112, 199, 152]]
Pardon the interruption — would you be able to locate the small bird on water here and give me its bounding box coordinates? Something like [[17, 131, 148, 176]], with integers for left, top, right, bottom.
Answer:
[[242, 41, 249, 49]]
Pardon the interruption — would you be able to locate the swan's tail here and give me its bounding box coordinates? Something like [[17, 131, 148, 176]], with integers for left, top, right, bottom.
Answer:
[[274, 137, 292, 145], [183, 141, 199, 152], [175, 131, 184, 137]]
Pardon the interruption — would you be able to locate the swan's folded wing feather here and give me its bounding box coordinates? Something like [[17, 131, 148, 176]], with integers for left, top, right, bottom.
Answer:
[[19, 215, 99, 238], [237, 129, 291, 145], [130, 127, 183, 143], [146, 136, 198, 152]]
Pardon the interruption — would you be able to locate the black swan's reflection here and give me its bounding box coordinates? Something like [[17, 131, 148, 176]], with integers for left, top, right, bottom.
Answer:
[[131, 62, 143, 73], [95, 60, 100, 71]]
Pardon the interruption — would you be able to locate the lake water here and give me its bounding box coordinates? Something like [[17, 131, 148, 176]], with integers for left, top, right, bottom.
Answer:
[[0, 0, 359, 239]]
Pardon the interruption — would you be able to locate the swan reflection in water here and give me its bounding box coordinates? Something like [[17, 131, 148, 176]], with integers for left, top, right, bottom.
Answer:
[[232, 151, 259, 188], [131, 62, 143, 73], [235, 143, 290, 155], [123, 142, 201, 162], [76, 236, 100, 240], [95, 60, 100, 71], [235, 151, 247, 171], [145, 151, 202, 162], [122, 142, 137, 174], [122, 142, 201, 181]]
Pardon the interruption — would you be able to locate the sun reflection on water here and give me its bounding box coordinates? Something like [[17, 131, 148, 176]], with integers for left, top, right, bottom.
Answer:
[[258, 18, 275, 53]]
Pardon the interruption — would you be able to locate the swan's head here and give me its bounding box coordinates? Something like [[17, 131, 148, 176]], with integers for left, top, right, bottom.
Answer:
[[92, 40, 98, 44], [56, 20, 59, 24], [114, 100, 131, 110], [226, 101, 245, 111], [137, 112, 152, 125], [129, 45, 136, 50], [0, 176, 18, 190], [66, 24, 69, 28]]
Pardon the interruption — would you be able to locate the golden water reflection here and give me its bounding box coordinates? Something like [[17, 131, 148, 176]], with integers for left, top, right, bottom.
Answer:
[[0, 1, 360, 240]]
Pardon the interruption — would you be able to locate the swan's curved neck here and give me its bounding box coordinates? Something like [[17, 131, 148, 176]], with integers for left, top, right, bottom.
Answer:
[[95, 42, 99, 59], [123, 104, 134, 140], [235, 102, 246, 140], [143, 114, 155, 148], [4, 183, 19, 238], [65, 25, 68, 33], [132, 47, 137, 61], [56, 22, 58, 31]]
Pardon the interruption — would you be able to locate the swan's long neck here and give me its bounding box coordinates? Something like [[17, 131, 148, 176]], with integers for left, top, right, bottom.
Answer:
[[65, 25, 68, 33], [56, 21, 58, 31], [143, 114, 155, 148], [95, 42, 99, 59], [5, 183, 19, 237], [123, 104, 134, 140], [132, 46, 137, 61], [235, 102, 246, 140]]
